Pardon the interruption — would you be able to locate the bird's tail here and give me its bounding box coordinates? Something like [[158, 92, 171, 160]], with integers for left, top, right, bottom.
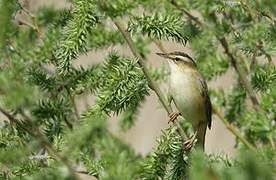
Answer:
[[196, 122, 208, 150]]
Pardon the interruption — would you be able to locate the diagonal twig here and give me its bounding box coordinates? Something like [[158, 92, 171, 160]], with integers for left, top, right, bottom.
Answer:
[[218, 37, 260, 109], [113, 19, 187, 140], [170, 0, 203, 27], [0, 106, 81, 180], [17, 0, 41, 36], [213, 107, 256, 151]]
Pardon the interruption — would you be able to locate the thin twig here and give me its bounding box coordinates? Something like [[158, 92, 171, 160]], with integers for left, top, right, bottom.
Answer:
[[213, 106, 256, 151], [75, 170, 98, 179], [268, 136, 275, 149], [16, 16, 40, 35], [66, 88, 80, 122], [212, 10, 260, 109], [113, 19, 187, 140], [17, 0, 35, 18], [0, 106, 80, 180], [219, 37, 260, 109], [153, 40, 168, 54], [256, 40, 272, 64], [17, 18, 36, 30], [17, 1, 41, 36], [170, 0, 203, 27], [240, 0, 276, 24], [0, 106, 25, 129]]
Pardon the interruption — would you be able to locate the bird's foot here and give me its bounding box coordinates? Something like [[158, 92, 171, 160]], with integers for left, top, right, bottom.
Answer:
[[184, 132, 197, 151], [168, 112, 181, 123]]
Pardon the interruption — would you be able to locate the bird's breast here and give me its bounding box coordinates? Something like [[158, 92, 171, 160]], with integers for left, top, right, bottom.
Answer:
[[169, 69, 204, 126]]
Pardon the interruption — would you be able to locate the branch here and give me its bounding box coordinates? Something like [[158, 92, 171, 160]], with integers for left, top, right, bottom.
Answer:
[[75, 170, 98, 180], [153, 40, 168, 54], [17, 0, 41, 35], [16, 18, 36, 30], [213, 106, 256, 151], [0, 106, 25, 129], [0, 106, 80, 180], [218, 37, 260, 110], [17, 0, 35, 18], [113, 19, 187, 140], [170, 0, 203, 27], [240, 0, 276, 24], [66, 88, 80, 122]]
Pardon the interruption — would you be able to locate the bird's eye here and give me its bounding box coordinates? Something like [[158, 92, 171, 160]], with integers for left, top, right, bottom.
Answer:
[[175, 57, 181, 61]]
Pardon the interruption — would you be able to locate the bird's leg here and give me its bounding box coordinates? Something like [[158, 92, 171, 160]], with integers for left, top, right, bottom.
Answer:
[[184, 131, 198, 151], [168, 112, 181, 123], [167, 93, 181, 123]]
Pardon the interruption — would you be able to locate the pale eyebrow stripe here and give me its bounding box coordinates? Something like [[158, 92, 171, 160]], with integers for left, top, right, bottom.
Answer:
[[174, 55, 197, 67], [174, 55, 188, 60]]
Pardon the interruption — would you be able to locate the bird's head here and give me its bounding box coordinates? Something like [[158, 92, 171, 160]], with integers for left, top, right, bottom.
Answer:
[[156, 51, 196, 68]]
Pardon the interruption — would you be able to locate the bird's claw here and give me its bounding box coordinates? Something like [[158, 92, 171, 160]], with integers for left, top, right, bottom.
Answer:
[[184, 133, 197, 151], [168, 112, 181, 123]]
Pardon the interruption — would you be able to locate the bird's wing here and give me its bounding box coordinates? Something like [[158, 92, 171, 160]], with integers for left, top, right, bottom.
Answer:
[[197, 74, 212, 129]]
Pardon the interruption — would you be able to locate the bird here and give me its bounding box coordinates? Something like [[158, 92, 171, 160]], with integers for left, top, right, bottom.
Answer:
[[156, 51, 212, 150]]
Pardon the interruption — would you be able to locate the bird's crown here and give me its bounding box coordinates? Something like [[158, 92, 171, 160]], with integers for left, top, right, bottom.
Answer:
[[156, 51, 196, 67]]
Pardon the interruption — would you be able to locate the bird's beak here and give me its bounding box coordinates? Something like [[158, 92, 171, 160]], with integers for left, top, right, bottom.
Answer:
[[156, 52, 170, 59]]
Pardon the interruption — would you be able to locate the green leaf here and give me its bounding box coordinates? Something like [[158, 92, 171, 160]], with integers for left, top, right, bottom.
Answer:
[[128, 13, 188, 44], [55, 0, 98, 73]]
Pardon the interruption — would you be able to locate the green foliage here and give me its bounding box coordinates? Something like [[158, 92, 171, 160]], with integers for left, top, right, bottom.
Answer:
[[32, 98, 73, 139], [31, 9, 72, 64], [0, 0, 17, 52], [36, 7, 67, 27], [198, 53, 229, 80], [225, 87, 246, 123], [252, 66, 276, 92], [140, 127, 187, 179], [189, 151, 274, 180], [0, 57, 38, 109], [64, 105, 108, 153], [27, 67, 56, 92], [260, 88, 276, 116], [241, 110, 274, 145], [96, 53, 149, 115], [128, 13, 188, 44], [72, 52, 149, 122], [98, 0, 137, 18], [87, 25, 124, 49], [64, 106, 141, 179], [191, 30, 229, 80], [119, 98, 142, 131], [55, 0, 98, 73], [93, 135, 141, 179]]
